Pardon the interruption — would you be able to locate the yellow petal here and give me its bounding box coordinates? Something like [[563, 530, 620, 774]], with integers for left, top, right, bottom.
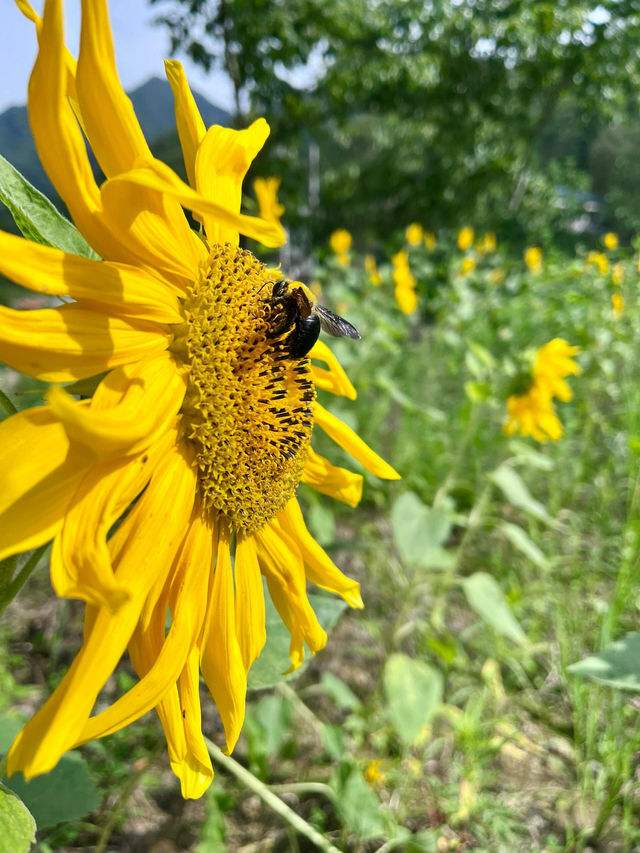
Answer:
[[104, 158, 286, 249], [0, 406, 92, 561], [77, 505, 212, 743], [254, 522, 327, 670], [164, 60, 206, 190], [234, 534, 266, 674], [174, 647, 215, 798], [313, 403, 400, 480], [47, 353, 186, 458], [195, 120, 270, 245], [76, 0, 150, 177], [301, 447, 363, 507], [309, 340, 357, 399], [0, 303, 170, 382], [278, 499, 363, 609], [50, 432, 174, 611], [7, 442, 197, 780], [0, 231, 182, 324], [200, 519, 247, 754]]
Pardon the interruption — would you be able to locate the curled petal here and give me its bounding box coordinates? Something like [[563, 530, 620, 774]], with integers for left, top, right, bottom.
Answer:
[[302, 447, 363, 507], [164, 60, 206, 190], [313, 403, 400, 480], [310, 340, 357, 399]]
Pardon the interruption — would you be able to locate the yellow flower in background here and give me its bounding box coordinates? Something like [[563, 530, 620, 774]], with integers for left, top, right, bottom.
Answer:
[[424, 230, 436, 250], [253, 176, 285, 228], [611, 262, 624, 285], [604, 232, 619, 250], [1, 0, 399, 797], [405, 222, 424, 246], [395, 285, 418, 314], [457, 226, 474, 252], [460, 257, 476, 276], [364, 254, 382, 286], [524, 246, 543, 274], [491, 269, 506, 285], [365, 760, 387, 786], [504, 339, 579, 442], [392, 249, 417, 314], [477, 232, 497, 254], [330, 228, 352, 266], [309, 279, 323, 299], [586, 251, 608, 275], [612, 291, 624, 318]]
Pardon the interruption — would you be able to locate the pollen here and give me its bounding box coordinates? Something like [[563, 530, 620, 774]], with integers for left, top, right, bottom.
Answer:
[[173, 244, 315, 533]]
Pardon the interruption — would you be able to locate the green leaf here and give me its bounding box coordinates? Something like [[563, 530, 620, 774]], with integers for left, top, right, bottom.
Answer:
[[391, 492, 453, 568], [383, 654, 443, 745], [4, 752, 100, 830], [464, 380, 491, 402], [489, 465, 555, 526], [498, 521, 549, 569], [320, 672, 361, 711], [306, 501, 336, 547], [247, 588, 347, 690], [0, 784, 36, 853], [568, 633, 640, 690], [508, 440, 555, 470], [462, 572, 527, 645], [330, 763, 385, 840], [0, 154, 98, 258], [0, 716, 23, 756]]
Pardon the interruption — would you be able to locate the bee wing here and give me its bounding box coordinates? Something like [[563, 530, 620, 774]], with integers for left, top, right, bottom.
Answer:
[[314, 304, 361, 339]]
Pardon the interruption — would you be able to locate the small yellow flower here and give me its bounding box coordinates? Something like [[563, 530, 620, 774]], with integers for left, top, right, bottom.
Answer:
[[604, 232, 619, 250], [392, 249, 417, 313], [490, 269, 506, 285], [504, 339, 579, 442], [395, 284, 418, 314], [460, 257, 476, 276], [457, 226, 474, 252], [524, 246, 543, 273], [612, 291, 624, 318], [611, 262, 624, 285], [405, 222, 424, 246], [477, 232, 496, 254], [586, 251, 608, 275], [424, 230, 436, 251], [364, 254, 381, 286], [330, 229, 352, 258], [365, 760, 387, 786], [253, 176, 285, 228]]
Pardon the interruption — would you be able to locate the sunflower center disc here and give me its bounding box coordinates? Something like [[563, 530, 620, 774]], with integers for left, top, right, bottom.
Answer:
[[178, 244, 315, 533]]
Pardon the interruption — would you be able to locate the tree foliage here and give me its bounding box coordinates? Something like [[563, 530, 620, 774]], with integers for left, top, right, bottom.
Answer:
[[151, 0, 640, 245]]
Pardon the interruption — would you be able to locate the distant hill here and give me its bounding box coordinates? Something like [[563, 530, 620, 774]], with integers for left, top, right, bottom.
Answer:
[[0, 76, 230, 201]]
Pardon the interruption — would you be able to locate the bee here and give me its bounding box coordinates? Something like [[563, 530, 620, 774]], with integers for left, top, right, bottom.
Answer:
[[265, 279, 361, 358]]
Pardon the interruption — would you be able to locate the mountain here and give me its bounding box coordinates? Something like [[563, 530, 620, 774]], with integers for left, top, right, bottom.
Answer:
[[0, 76, 230, 201]]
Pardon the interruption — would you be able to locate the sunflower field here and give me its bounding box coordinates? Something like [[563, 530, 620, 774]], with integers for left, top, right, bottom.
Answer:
[[2, 1, 640, 852]]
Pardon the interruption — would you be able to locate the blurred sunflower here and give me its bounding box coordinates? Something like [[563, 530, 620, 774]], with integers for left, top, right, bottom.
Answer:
[[586, 251, 608, 275], [604, 232, 619, 250], [0, 0, 398, 798], [391, 249, 417, 314], [476, 232, 496, 254], [457, 226, 474, 252], [504, 339, 579, 442], [612, 291, 624, 318], [253, 176, 285, 229], [329, 228, 352, 266], [524, 246, 543, 274], [611, 262, 624, 285], [405, 222, 424, 246], [424, 230, 436, 251], [364, 254, 382, 286]]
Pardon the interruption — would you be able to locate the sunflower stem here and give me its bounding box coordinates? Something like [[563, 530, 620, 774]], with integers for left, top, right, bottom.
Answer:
[[0, 544, 50, 616], [0, 388, 17, 416], [204, 737, 341, 853]]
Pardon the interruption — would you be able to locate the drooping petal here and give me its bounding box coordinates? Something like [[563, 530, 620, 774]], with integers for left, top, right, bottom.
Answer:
[[47, 353, 186, 458], [164, 60, 206, 190], [278, 499, 363, 608], [254, 522, 327, 671], [0, 303, 171, 382], [200, 519, 247, 754], [194, 120, 270, 245], [301, 447, 363, 507], [76, 505, 212, 742], [309, 340, 357, 399], [234, 534, 266, 674], [0, 230, 182, 323], [6, 442, 197, 780], [313, 403, 400, 480], [50, 430, 175, 611], [103, 158, 286, 249], [0, 406, 93, 561]]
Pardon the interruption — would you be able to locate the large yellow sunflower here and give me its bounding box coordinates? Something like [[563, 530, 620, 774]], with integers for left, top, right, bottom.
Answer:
[[0, 0, 398, 798]]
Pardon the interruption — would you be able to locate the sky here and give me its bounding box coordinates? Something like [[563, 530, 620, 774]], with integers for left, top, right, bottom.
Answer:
[[0, 0, 235, 113]]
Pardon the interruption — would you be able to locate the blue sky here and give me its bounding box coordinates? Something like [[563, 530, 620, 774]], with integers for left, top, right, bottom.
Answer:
[[0, 1, 234, 113]]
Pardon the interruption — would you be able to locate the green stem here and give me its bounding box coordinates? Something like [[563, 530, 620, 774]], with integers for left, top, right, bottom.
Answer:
[[0, 388, 17, 417], [433, 403, 481, 509], [204, 737, 342, 853], [0, 544, 49, 617]]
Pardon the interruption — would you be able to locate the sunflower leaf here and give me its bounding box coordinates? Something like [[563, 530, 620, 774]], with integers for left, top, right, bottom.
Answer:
[[0, 784, 36, 853], [568, 633, 640, 690], [0, 154, 99, 259]]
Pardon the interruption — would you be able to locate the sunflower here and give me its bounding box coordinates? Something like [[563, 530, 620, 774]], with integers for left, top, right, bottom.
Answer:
[[253, 176, 285, 229], [0, 0, 398, 798], [503, 339, 579, 442]]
